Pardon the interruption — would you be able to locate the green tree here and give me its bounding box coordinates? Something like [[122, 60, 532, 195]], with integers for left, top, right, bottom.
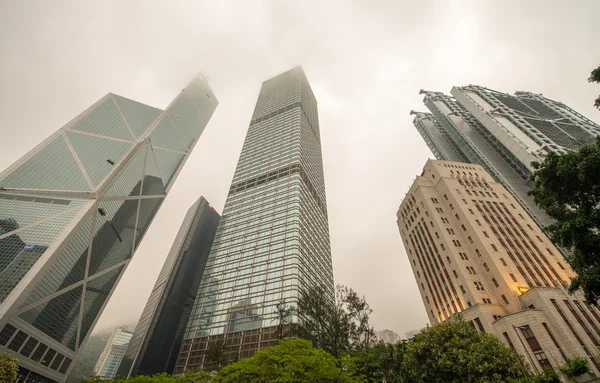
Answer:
[[560, 357, 590, 378], [401, 319, 530, 383], [0, 353, 19, 383], [204, 340, 227, 372], [296, 284, 375, 357], [212, 338, 366, 383], [354, 341, 408, 383], [589, 65, 600, 109], [529, 138, 600, 303]]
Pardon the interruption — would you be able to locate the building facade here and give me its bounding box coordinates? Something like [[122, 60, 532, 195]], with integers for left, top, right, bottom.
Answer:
[[375, 329, 401, 345], [117, 197, 220, 377], [411, 86, 600, 228], [397, 160, 600, 374], [1, 75, 218, 383], [174, 67, 334, 373], [92, 326, 134, 380]]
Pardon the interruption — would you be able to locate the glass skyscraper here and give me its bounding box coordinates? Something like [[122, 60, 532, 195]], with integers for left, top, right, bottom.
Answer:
[[411, 86, 600, 228], [117, 197, 220, 378], [174, 67, 333, 373], [92, 326, 135, 380], [0, 74, 217, 383]]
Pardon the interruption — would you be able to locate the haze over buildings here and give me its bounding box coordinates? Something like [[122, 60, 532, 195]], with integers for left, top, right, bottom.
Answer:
[[175, 67, 334, 372], [92, 326, 135, 380], [0, 0, 599, 358], [0, 74, 217, 382]]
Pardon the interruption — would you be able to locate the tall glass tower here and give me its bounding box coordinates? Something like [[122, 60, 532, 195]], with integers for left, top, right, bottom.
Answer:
[[411, 86, 600, 228], [175, 67, 333, 373], [0, 74, 217, 383], [117, 197, 220, 378]]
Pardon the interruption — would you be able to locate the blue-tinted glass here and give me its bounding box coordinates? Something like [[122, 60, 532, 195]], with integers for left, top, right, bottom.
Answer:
[[170, 114, 198, 149], [88, 200, 138, 276], [151, 149, 185, 188], [79, 267, 123, 345], [66, 131, 134, 187], [0, 208, 81, 303], [169, 94, 199, 122], [104, 143, 145, 197], [0, 134, 90, 191], [134, 198, 164, 249], [142, 148, 165, 196], [148, 117, 187, 152], [69, 98, 134, 141], [21, 214, 94, 307], [18, 286, 82, 350], [112, 94, 162, 139]]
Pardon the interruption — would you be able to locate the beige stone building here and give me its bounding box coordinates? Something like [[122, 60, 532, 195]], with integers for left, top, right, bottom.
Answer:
[[397, 159, 600, 375]]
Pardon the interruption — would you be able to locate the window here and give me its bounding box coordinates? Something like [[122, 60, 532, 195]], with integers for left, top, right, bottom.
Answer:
[[502, 295, 509, 305], [461, 224, 466, 231], [492, 278, 499, 287], [536, 236, 542, 242], [474, 317, 485, 332], [460, 285, 466, 293], [455, 214, 460, 220], [491, 244, 498, 251], [449, 203, 454, 210], [468, 236, 474, 244], [416, 271, 420, 278], [435, 232, 439, 239], [483, 263, 490, 271], [503, 332, 515, 348], [475, 249, 482, 257], [468, 209, 474, 215], [483, 231, 489, 238], [425, 296, 429, 303], [475, 219, 481, 226], [443, 194, 448, 200], [431, 198, 439, 204], [509, 273, 517, 282], [500, 258, 507, 266], [453, 270, 458, 278], [440, 244, 445, 251], [467, 267, 473, 275], [446, 256, 451, 264]]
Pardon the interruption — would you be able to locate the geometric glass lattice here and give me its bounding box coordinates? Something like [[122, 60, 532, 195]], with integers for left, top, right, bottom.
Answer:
[[142, 147, 165, 196], [170, 114, 198, 149], [87, 200, 138, 276], [0, 134, 91, 192], [66, 131, 134, 188], [134, 198, 164, 249], [79, 266, 123, 345], [20, 214, 95, 307], [149, 117, 187, 152], [168, 94, 200, 122], [112, 95, 163, 139], [152, 148, 186, 189], [104, 143, 146, 198], [69, 98, 134, 142], [0, 207, 82, 304], [18, 286, 83, 351]]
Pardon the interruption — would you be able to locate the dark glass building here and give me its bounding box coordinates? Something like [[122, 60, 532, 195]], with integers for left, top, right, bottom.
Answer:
[[117, 197, 220, 378], [0, 74, 217, 382]]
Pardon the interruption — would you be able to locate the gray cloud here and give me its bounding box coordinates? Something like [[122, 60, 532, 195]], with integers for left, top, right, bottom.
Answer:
[[0, 0, 598, 337]]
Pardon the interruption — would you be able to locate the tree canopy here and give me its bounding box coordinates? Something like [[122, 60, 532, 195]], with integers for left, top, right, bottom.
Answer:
[[0, 353, 19, 383], [212, 338, 365, 383], [589, 65, 600, 109], [529, 137, 600, 302], [401, 319, 529, 383]]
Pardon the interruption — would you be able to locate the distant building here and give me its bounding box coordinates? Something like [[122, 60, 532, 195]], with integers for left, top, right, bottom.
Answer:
[[92, 326, 134, 380], [404, 329, 421, 339], [175, 67, 334, 373], [117, 197, 220, 377], [397, 159, 600, 375], [411, 86, 600, 229], [375, 329, 401, 344], [0, 74, 218, 383]]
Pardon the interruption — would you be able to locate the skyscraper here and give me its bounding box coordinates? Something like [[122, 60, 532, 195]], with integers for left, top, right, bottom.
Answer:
[[92, 326, 135, 380], [411, 86, 600, 228], [397, 160, 600, 374], [174, 67, 333, 373], [0, 74, 218, 383], [117, 197, 220, 377]]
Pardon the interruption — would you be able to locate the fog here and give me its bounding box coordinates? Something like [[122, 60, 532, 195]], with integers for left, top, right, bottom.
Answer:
[[0, 0, 598, 338]]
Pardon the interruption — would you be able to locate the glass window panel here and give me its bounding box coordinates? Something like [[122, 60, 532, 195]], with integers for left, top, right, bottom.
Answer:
[[104, 143, 145, 197], [0, 134, 90, 191], [112, 94, 162, 139], [66, 131, 133, 187], [19, 286, 82, 350], [70, 98, 134, 141], [142, 148, 166, 196], [135, 198, 164, 249], [170, 114, 199, 149], [151, 148, 185, 189], [149, 117, 187, 152]]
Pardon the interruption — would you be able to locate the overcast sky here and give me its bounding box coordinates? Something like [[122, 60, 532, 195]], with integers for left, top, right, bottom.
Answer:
[[1, 0, 599, 338]]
